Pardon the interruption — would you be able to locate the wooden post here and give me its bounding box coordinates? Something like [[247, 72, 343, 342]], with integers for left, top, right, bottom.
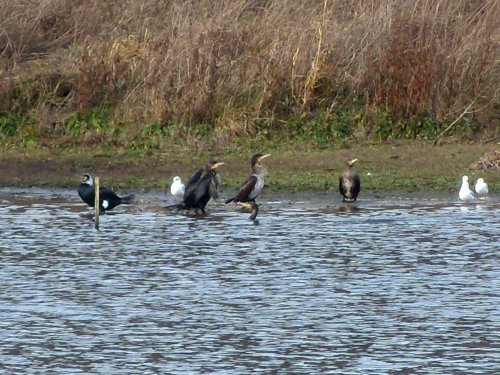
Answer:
[[94, 176, 100, 230]]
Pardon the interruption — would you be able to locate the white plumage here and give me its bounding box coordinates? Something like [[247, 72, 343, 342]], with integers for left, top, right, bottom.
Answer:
[[474, 178, 488, 196], [459, 175, 476, 202], [170, 176, 185, 201]]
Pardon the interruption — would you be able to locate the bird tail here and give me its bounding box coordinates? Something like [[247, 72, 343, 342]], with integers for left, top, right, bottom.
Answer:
[[225, 196, 236, 204], [121, 194, 136, 204]]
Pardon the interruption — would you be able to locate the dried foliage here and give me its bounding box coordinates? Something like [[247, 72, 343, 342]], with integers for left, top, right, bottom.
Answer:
[[469, 150, 500, 170], [0, 0, 498, 143]]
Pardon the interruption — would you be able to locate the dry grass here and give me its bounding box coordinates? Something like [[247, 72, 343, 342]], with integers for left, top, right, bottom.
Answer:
[[469, 150, 500, 170], [1, 0, 498, 143]]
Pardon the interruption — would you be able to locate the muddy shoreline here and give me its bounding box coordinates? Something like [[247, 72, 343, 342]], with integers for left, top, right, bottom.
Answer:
[[0, 142, 498, 193]]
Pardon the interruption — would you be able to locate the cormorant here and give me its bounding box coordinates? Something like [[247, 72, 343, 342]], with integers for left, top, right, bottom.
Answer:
[[339, 158, 360, 202], [170, 176, 185, 201], [474, 178, 488, 196], [459, 175, 476, 202], [78, 173, 135, 213], [173, 160, 224, 213], [225, 153, 271, 220]]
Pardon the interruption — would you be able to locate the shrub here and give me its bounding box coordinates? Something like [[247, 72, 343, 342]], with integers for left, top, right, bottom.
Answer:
[[0, 0, 497, 143]]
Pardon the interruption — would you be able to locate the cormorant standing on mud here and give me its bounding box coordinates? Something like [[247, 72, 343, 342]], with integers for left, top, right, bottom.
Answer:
[[225, 153, 271, 220], [339, 158, 360, 202], [78, 173, 135, 213]]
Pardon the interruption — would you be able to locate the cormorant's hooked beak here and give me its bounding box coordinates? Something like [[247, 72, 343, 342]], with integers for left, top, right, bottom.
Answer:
[[348, 158, 358, 167], [210, 162, 225, 169], [257, 154, 271, 162]]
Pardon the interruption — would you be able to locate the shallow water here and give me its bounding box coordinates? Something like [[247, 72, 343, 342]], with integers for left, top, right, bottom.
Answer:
[[0, 188, 499, 374]]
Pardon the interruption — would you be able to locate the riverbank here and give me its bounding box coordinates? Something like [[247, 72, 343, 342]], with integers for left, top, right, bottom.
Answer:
[[0, 142, 497, 193]]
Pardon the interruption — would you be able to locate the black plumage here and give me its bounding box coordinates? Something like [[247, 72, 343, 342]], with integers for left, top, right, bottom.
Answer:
[[78, 173, 135, 213], [181, 160, 224, 213], [225, 153, 270, 220], [339, 158, 360, 202]]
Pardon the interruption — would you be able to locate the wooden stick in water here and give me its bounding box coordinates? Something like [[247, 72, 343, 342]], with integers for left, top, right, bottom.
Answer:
[[94, 176, 100, 230]]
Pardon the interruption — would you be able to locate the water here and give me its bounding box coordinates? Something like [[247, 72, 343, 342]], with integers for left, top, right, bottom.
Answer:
[[0, 188, 499, 374]]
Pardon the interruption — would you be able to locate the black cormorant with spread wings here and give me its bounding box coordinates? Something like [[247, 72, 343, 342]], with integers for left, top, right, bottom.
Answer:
[[166, 160, 224, 214], [225, 153, 270, 220], [339, 158, 360, 202], [78, 173, 135, 213]]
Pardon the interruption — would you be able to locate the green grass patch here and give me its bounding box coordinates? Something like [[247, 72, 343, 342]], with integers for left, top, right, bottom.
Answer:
[[1, 141, 497, 195]]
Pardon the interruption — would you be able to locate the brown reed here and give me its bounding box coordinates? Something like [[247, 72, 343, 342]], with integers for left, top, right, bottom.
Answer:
[[0, 0, 498, 143]]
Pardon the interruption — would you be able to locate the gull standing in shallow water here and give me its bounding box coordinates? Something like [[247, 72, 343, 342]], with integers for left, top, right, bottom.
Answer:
[[170, 176, 185, 201], [474, 178, 489, 197], [459, 175, 476, 203]]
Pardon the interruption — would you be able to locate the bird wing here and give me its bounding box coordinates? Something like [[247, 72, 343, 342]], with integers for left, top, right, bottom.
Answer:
[[194, 172, 214, 201], [209, 173, 219, 200], [351, 172, 361, 197], [99, 186, 120, 200], [235, 175, 257, 202], [339, 173, 349, 197], [187, 169, 203, 186], [184, 169, 203, 202]]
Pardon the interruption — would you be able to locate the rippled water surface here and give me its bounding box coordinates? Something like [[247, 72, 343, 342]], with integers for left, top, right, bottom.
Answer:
[[0, 188, 499, 374]]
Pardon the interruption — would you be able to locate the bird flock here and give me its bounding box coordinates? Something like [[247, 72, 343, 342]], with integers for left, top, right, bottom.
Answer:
[[77, 154, 490, 220], [78, 153, 277, 221], [459, 175, 489, 203]]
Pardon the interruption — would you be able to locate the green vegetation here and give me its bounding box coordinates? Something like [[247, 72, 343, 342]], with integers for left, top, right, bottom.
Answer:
[[0, 106, 488, 152], [0, 1, 498, 193], [1, 142, 498, 194]]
